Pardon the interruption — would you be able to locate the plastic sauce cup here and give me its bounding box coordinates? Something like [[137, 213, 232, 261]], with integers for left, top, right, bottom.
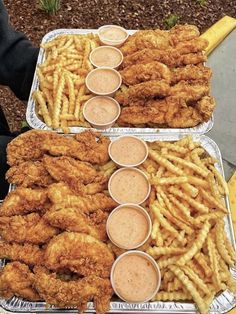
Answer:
[[89, 46, 123, 69], [98, 25, 129, 46]]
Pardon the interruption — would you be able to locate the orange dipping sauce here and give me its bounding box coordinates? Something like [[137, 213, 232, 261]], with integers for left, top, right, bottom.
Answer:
[[109, 136, 148, 166], [112, 252, 160, 302], [90, 46, 123, 68], [99, 26, 127, 41], [109, 168, 150, 204], [107, 205, 151, 249]]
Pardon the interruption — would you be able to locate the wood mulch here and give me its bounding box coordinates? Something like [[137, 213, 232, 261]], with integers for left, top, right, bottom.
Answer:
[[1, 0, 236, 132]]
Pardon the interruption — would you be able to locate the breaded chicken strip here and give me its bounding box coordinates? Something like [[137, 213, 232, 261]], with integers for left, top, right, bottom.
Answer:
[[44, 232, 114, 278], [120, 61, 171, 86], [0, 187, 49, 216], [34, 266, 112, 314], [122, 48, 206, 69], [169, 24, 200, 43], [0, 262, 40, 301], [170, 80, 210, 102], [0, 213, 59, 244], [47, 182, 117, 212], [5, 160, 54, 187], [0, 240, 44, 266], [44, 205, 108, 241], [7, 130, 110, 166], [115, 80, 170, 105], [117, 96, 215, 128], [171, 65, 212, 84]]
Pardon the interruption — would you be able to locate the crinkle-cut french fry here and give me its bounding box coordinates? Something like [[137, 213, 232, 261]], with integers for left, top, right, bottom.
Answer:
[[149, 149, 184, 175], [194, 252, 212, 278], [191, 148, 205, 156], [160, 206, 193, 235], [53, 68, 59, 100], [224, 234, 236, 261], [187, 260, 205, 280], [167, 278, 183, 292], [41, 87, 54, 116], [209, 165, 229, 195], [65, 62, 83, 72], [153, 176, 188, 185], [177, 221, 210, 266], [33, 91, 52, 127], [61, 95, 69, 132], [74, 85, 86, 119], [191, 152, 209, 171], [57, 37, 74, 52], [187, 176, 209, 188], [157, 142, 189, 154], [154, 291, 192, 301], [52, 72, 65, 129], [207, 172, 221, 200], [207, 235, 222, 291], [194, 211, 225, 226], [67, 121, 90, 127], [60, 114, 76, 121], [40, 80, 53, 90], [74, 78, 85, 88], [64, 72, 76, 114], [181, 266, 209, 295], [158, 255, 180, 268], [151, 220, 159, 240], [167, 195, 193, 223], [200, 188, 227, 213], [165, 154, 209, 177], [215, 221, 234, 266], [168, 265, 208, 314], [36, 68, 44, 84], [181, 183, 199, 198], [148, 246, 187, 257], [151, 203, 184, 243], [82, 39, 91, 69], [169, 187, 209, 214], [201, 157, 217, 165]]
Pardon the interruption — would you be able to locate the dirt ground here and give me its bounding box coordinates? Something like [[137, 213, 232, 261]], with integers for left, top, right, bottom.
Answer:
[[1, 0, 236, 131]]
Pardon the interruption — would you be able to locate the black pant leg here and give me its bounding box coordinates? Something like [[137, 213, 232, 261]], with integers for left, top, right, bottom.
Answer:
[[0, 106, 11, 136], [0, 135, 13, 200]]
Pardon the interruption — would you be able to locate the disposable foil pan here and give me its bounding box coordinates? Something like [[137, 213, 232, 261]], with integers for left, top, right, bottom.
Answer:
[[26, 28, 214, 135], [0, 134, 235, 313]]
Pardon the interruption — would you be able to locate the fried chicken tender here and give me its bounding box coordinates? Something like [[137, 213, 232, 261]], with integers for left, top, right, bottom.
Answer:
[[34, 266, 112, 314], [0, 213, 59, 244], [115, 80, 170, 105], [170, 80, 210, 102], [44, 205, 108, 241], [174, 37, 208, 54], [0, 262, 40, 301], [5, 160, 54, 187], [171, 65, 212, 84], [120, 61, 171, 86], [169, 24, 200, 43], [47, 182, 116, 213], [118, 96, 215, 128], [0, 240, 44, 266], [122, 48, 206, 69], [0, 187, 49, 216], [7, 130, 59, 166], [42, 131, 110, 165], [7, 130, 110, 166], [44, 232, 114, 278], [43, 155, 107, 195]]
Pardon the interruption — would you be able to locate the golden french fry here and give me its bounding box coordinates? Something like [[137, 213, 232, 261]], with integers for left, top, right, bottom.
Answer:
[[52, 72, 65, 129], [33, 91, 52, 127]]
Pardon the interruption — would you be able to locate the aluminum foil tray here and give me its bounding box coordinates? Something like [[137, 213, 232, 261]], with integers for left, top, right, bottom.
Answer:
[[26, 28, 214, 135], [0, 134, 235, 313]]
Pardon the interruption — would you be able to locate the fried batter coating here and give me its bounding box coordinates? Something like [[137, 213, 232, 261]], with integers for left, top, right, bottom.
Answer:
[[118, 96, 215, 128], [115, 80, 170, 105], [120, 61, 171, 86], [6, 160, 54, 187], [0, 213, 59, 244], [0, 187, 49, 216], [171, 65, 212, 84], [7, 130, 110, 166], [44, 205, 108, 241], [122, 48, 206, 69], [34, 266, 112, 314], [43, 131, 110, 165], [47, 182, 117, 213], [0, 262, 40, 301], [6, 130, 59, 166], [174, 37, 208, 55], [169, 24, 200, 43], [170, 80, 210, 102], [0, 240, 44, 266], [44, 232, 114, 278]]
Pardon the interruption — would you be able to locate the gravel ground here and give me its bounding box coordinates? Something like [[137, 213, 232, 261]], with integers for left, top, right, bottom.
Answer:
[[1, 0, 236, 131]]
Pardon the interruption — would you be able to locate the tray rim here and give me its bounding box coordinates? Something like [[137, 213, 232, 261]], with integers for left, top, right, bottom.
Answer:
[[26, 28, 214, 135], [0, 134, 235, 313]]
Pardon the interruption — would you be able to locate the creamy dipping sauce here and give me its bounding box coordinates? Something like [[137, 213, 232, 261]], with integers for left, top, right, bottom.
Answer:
[[84, 97, 119, 125], [86, 69, 121, 94], [109, 168, 150, 204], [110, 136, 148, 166], [108, 206, 149, 249], [113, 254, 159, 302], [100, 27, 127, 41], [90, 47, 122, 68]]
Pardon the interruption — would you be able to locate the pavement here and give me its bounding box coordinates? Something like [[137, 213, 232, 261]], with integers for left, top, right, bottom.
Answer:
[[207, 29, 236, 181]]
